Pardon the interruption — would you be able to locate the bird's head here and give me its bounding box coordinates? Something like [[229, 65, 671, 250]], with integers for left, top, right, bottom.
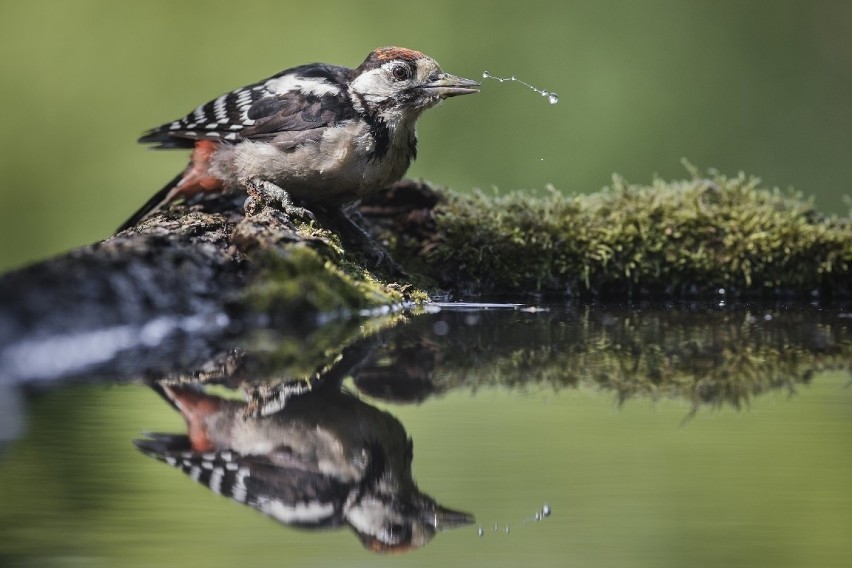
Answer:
[[349, 47, 479, 124], [349, 491, 475, 553]]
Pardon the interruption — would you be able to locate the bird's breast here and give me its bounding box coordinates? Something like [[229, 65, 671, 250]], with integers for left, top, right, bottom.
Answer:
[[310, 121, 415, 194], [217, 120, 416, 203]]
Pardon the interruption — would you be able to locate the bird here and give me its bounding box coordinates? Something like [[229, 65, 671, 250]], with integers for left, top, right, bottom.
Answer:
[[120, 46, 479, 231], [134, 382, 474, 552]]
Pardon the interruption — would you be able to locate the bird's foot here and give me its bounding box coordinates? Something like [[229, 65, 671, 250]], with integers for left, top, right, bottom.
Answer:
[[243, 178, 317, 222], [241, 380, 313, 419]]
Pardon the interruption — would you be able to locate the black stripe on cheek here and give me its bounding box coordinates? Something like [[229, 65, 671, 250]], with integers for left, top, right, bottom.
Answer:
[[353, 91, 391, 161]]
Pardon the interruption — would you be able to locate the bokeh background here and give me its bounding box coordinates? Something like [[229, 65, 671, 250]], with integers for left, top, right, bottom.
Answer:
[[0, 0, 850, 273]]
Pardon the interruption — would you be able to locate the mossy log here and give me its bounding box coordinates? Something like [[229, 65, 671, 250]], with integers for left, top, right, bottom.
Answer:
[[0, 171, 850, 381], [366, 172, 851, 298], [0, 194, 412, 383]]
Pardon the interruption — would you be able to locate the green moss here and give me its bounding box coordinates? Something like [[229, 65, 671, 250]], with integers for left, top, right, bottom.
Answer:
[[408, 170, 852, 297], [232, 169, 850, 318], [237, 241, 428, 378], [245, 244, 407, 318]]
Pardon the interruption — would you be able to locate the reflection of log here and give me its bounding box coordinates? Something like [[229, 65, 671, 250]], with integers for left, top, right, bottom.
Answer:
[[1, 173, 850, 384], [120, 304, 852, 413], [367, 306, 852, 411]]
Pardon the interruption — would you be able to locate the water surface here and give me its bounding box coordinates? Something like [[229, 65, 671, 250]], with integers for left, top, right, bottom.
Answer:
[[1, 302, 850, 567]]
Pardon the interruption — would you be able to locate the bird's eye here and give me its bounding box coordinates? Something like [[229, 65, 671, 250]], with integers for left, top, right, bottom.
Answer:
[[385, 523, 411, 543], [391, 64, 410, 81]]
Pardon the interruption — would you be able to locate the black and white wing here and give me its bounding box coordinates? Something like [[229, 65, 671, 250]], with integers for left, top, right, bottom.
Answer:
[[138, 63, 357, 149], [133, 433, 352, 529]]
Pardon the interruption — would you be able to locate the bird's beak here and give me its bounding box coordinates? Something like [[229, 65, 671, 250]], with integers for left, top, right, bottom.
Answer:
[[423, 504, 476, 530], [421, 73, 481, 98]]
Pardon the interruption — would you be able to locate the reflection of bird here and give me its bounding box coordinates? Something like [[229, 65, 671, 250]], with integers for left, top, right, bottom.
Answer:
[[134, 383, 473, 552], [121, 47, 479, 230]]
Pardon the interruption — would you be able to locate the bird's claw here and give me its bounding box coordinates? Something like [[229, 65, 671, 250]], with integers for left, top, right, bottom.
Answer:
[[243, 179, 316, 222], [241, 380, 313, 419]]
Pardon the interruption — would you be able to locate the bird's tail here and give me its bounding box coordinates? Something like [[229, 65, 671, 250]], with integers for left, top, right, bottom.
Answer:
[[116, 171, 184, 233], [132, 432, 192, 459], [159, 383, 227, 452]]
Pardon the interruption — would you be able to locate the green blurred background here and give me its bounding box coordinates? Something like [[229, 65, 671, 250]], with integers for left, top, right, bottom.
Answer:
[[0, 0, 850, 272]]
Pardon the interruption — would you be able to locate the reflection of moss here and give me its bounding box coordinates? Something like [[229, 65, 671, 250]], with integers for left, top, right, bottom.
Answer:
[[383, 170, 852, 297], [237, 319, 366, 381], [354, 307, 851, 411]]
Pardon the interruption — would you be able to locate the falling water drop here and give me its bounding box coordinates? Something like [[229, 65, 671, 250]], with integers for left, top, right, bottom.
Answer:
[[480, 70, 558, 105]]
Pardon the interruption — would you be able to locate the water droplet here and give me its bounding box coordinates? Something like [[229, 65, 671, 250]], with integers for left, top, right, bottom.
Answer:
[[477, 526, 485, 537], [542, 503, 552, 517], [481, 70, 557, 106]]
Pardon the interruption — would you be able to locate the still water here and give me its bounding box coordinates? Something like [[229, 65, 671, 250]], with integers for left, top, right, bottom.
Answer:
[[1, 302, 850, 567]]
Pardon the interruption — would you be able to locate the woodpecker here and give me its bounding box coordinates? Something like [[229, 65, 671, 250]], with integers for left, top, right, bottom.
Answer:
[[134, 383, 473, 552], [121, 46, 479, 231]]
